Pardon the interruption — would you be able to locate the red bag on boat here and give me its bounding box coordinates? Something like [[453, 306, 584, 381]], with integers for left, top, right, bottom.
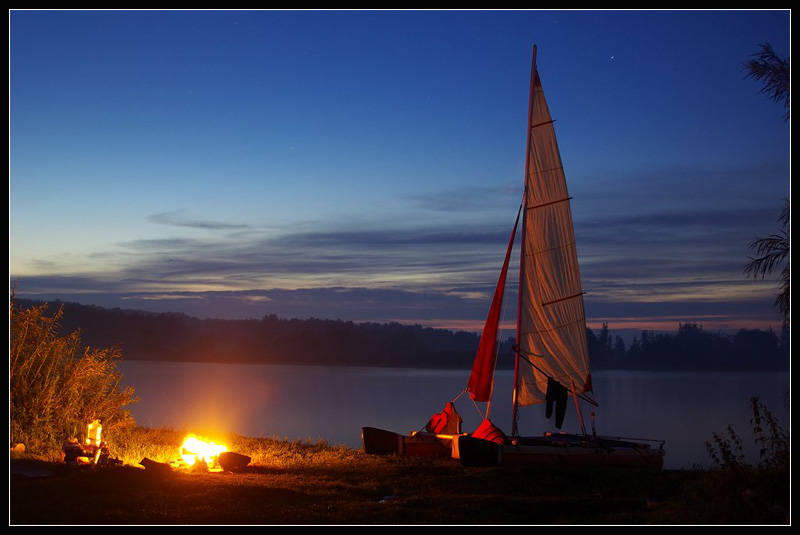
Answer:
[[472, 419, 510, 445], [425, 402, 463, 434]]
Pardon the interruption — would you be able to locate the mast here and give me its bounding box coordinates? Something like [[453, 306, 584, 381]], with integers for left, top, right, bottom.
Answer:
[[511, 44, 537, 437]]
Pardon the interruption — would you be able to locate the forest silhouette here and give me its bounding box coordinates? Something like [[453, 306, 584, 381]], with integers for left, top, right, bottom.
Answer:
[[16, 299, 788, 372]]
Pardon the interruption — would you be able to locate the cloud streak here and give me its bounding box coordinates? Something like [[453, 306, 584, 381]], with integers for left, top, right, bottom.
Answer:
[[13, 188, 784, 335], [147, 211, 251, 231], [13, 161, 786, 336]]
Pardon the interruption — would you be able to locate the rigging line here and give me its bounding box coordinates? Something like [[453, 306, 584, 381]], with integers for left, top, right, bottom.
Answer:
[[471, 396, 486, 420], [512, 345, 598, 407], [526, 165, 565, 177], [597, 434, 666, 446], [451, 389, 467, 403], [526, 196, 572, 211], [454, 389, 488, 423], [571, 379, 587, 435], [514, 342, 588, 376], [542, 291, 586, 307], [531, 119, 556, 129], [527, 241, 579, 258], [463, 387, 487, 419], [518, 316, 587, 337]]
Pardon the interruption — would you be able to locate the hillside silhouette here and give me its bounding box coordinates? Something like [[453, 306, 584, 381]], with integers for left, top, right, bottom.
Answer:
[[14, 299, 789, 371]]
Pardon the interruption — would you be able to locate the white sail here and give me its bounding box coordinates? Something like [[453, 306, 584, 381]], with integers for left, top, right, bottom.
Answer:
[[515, 48, 592, 407]]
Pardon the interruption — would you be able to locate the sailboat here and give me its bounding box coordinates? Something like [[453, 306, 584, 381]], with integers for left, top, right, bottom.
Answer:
[[362, 46, 665, 468], [455, 45, 665, 468]]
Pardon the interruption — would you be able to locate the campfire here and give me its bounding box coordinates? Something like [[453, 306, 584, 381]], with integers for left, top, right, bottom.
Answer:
[[135, 433, 251, 474], [137, 434, 252, 473], [61, 420, 251, 473], [180, 435, 228, 470]]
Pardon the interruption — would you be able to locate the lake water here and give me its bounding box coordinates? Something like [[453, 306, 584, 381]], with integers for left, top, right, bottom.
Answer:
[[118, 361, 789, 470]]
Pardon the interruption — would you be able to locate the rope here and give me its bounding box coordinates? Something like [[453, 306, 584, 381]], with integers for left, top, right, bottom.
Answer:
[[514, 345, 598, 407]]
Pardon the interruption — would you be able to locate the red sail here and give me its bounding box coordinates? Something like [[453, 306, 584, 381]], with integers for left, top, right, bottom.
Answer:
[[467, 209, 520, 402]]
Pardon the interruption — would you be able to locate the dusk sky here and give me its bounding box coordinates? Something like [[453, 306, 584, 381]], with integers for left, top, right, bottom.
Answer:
[[10, 9, 790, 336]]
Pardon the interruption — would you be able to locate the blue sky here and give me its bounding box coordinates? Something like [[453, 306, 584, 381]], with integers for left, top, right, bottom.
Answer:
[[10, 9, 790, 335]]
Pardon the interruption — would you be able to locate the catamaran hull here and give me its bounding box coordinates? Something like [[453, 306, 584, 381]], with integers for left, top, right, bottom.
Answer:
[[455, 434, 665, 469], [361, 427, 461, 458]]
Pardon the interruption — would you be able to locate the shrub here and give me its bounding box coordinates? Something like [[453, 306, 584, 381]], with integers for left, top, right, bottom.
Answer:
[[692, 397, 790, 523], [9, 298, 138, 455], [704, 396, 789, 472]]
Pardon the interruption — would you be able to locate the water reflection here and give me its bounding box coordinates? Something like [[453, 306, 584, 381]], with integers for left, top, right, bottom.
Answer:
[[119, 361, 788, 469]]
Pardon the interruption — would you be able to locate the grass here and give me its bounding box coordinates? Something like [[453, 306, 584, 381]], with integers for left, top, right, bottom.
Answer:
[[10, 425, 788, 525]]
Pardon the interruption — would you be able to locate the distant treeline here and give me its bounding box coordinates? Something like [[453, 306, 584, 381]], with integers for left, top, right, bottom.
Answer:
[[15, 299, 789, 372], [586, 322, 788, 371]]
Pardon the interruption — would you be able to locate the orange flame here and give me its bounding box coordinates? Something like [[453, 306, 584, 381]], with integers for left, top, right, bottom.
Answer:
[[181, 436, 227, 468]]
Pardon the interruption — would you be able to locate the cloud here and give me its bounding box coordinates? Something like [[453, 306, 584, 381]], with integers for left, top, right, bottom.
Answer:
[[111, 218, 514, 286], [12, 285, 496, 328], [11, 169, 786, 334], [147, 211, 251, 231]]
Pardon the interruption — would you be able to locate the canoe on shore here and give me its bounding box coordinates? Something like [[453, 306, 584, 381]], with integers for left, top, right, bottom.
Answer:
[[361, 427, 462, 459]]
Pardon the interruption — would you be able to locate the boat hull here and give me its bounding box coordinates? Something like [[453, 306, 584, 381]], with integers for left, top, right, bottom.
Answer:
[[455, 433, 665, 469], [361, 427, 461, 459]]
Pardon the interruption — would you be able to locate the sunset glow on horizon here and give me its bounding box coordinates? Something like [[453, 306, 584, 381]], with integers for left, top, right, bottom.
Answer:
[[10, 10, 789, 337]]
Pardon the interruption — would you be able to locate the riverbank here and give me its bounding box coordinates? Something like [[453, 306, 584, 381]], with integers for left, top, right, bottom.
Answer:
[[10, 434, 789, 525]]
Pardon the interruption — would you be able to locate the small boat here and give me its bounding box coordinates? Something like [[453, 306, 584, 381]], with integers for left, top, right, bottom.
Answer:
[[361, 428, 460, 458], [361, 402, 464, 458], [363, 45, 665, 469]]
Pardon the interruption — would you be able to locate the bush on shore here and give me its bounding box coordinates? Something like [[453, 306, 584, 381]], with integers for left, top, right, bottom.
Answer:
[[10, 297, 138, 456]]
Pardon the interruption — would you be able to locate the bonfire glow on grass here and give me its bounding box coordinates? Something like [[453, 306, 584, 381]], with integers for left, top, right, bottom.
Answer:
[[181, 436, 228, 468]]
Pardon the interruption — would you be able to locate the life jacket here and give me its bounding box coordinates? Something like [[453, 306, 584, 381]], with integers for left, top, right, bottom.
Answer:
[[472, 418, 510, 445], [424, 402, 463, 434]]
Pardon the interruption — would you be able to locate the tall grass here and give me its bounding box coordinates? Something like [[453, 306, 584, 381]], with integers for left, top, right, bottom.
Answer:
[[97, 423, 365, 469], [10, 298, 138, 456], [650, 397, 790, 524]]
